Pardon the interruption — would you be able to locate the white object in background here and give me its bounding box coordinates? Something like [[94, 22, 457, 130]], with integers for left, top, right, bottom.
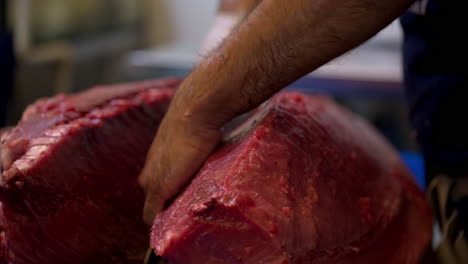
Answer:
[[145, 0, 217, 56], [131, 12, 242, 69], [311, 20, 403, 82], [199, 14, 242, 59], [130, 45, 199, 69]]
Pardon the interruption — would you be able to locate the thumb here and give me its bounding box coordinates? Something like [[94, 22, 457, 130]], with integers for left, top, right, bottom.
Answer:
[[142, 182, 165, 226]]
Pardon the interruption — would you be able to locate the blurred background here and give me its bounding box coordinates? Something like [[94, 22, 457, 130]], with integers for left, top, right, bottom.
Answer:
[[0, 0, 424, 185]]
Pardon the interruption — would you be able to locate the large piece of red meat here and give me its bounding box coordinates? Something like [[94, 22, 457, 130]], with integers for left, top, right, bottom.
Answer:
[[151, 92, 432, 263], [0, 78, 180, 263]]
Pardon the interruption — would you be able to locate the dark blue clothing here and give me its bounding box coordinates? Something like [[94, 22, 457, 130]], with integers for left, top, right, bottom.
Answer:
[[0, 32, 14, 126], [401, 0, 468, 181]]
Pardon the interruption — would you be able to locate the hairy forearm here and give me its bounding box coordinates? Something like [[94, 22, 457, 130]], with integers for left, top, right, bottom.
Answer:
[[174, 0, 414, 128]]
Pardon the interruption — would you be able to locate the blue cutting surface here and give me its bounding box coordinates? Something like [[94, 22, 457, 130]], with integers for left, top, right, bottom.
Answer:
[[400, 151, 426, 190]]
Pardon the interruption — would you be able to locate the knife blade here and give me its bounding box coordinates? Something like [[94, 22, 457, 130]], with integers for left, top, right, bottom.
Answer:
[[144, 247, 167, 264]]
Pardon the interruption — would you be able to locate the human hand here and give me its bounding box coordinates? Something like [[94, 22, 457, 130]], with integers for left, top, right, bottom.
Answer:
[[139, 79, 223, 225]]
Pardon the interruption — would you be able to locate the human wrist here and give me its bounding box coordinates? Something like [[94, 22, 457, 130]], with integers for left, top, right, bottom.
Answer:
[[178, 54, 243, 130]]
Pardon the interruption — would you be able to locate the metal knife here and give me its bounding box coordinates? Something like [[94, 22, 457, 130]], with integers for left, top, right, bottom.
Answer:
[[144, 247, 167, 264]]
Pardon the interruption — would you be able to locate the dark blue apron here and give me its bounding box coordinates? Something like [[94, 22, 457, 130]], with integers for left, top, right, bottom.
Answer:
[[400, 0, 468, 182], [401, 0, 468, 240]]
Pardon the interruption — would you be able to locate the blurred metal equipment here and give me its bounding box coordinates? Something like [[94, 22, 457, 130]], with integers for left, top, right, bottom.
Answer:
[[0, 0, 15, 126], [6, 0, 144, 124]]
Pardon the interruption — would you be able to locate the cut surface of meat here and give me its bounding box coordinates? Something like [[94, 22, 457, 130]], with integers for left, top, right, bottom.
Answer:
[[151, 92, 432, 264], [0, 78, 180, 264]]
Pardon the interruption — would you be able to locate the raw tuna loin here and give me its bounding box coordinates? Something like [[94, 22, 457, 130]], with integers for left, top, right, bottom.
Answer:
[[151, 92, 432, 264], [0, 78, 180, 264]]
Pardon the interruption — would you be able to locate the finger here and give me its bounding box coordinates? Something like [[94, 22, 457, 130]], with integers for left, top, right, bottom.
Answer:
[[143, 182, 165, 226], [140, 139, 169, 225], [141, 126, 221, 225]]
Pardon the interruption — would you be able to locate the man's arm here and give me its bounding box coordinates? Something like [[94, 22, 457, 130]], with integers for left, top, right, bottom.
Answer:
[[140, 0, 415, 225]]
